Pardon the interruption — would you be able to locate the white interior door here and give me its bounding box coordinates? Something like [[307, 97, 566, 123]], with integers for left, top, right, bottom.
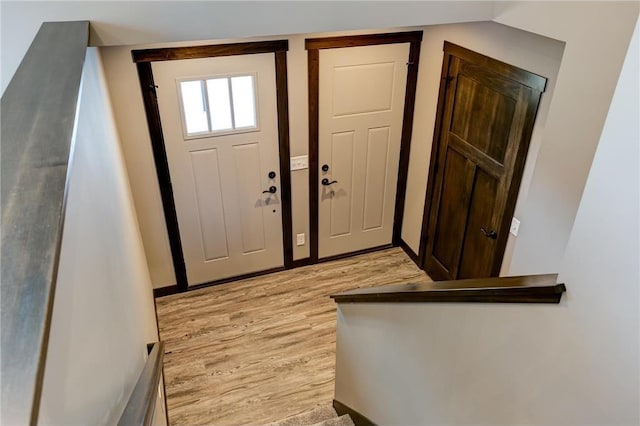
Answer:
[[318, 43, 410, 258], [153, 53, 283, 285]]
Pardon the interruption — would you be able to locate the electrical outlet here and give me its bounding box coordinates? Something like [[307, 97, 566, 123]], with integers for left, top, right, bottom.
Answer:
[[290, 155, 308, 171], [510, 217, 520, 236], [296, 233, 305, 246]]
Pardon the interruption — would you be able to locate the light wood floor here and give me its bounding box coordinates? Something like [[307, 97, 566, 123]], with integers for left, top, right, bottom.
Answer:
[[156, 247, 431, 425]]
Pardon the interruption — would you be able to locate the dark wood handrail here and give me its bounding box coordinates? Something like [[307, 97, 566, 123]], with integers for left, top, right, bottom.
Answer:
[[331, 274, 566, 304], [118, 342, 166, 426], [1, 21, 89, 426]]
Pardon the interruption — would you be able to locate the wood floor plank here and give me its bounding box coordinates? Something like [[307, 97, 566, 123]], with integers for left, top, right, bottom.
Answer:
[[156, 247, 430, 425]]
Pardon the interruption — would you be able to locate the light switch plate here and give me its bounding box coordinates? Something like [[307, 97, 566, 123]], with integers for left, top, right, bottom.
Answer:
[[510, 217, 521, 236], [296, 233, 305, 246], [290, 155, 308, 171]]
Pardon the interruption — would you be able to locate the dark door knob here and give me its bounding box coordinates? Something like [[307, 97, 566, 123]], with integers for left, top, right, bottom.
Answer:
[[262, 186, 277, 194], [321, 178, 338, 186], [268, 171, 276, 179], [480, 227, 498, 239], [321, 164, 330, 172]]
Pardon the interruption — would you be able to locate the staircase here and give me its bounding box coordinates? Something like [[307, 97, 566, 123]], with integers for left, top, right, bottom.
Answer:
[[264, 406, 354, 426]]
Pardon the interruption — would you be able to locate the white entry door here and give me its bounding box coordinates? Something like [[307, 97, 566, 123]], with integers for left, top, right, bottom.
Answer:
[[318, 43, 410, 258], [153, 53, 283, 285]]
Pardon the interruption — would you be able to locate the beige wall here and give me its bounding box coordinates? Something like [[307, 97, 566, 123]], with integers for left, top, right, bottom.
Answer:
[[334, 19, 639, 424], [101, 29, 416, 285], [101, 21, 563, 288], [102, 28, 418, 286], [100, 2, 637, 288], [101, 34, 319, 287], [2, 1, 634, 290], [38, 48, 159, 424]]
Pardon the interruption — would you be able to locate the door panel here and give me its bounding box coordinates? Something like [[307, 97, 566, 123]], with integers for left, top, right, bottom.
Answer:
[[232, 142, 266, 254], [429, 149, 473, 279], [153, 53, 283, 285], [458, 168, 499, 279], [332, 62, 395, 116], [451, 74, 516, 164], [424, 45, 545, 280], [328, 131, 355, 237], [363, 127, 390, 230], [318, 43, 409, 258], [190, 149, 229, 261]]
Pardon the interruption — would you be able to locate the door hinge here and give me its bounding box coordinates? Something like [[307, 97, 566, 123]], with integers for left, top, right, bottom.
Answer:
[[444, 76, 454, 87]]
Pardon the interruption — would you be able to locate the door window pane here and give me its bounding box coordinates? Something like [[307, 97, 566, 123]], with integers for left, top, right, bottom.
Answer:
[[179, 80, 209, 134], [206, 78, 233, 131], [231, 76, 256, 128], [179, 74, 258, 137]]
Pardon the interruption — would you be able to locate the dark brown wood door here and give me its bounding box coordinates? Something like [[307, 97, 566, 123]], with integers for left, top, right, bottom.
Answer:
[[422, 42, 546, 281]]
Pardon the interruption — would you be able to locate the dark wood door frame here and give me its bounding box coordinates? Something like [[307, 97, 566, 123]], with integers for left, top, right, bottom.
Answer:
[[418, 41, 547, 275], [305, 31, 423, 263], [133, 40, 293, 292]]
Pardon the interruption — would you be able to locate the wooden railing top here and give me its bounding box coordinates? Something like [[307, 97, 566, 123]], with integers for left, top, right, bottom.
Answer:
[[331, 274, 565, 304], [1, 21, 89, 425]]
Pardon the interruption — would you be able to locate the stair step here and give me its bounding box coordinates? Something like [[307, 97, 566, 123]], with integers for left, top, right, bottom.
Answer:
[[263, 406, 338, 426], [310, 414, 355, 426]]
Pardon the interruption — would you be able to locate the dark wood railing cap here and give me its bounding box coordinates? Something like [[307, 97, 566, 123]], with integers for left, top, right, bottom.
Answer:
[[331, 274, 565, 304]]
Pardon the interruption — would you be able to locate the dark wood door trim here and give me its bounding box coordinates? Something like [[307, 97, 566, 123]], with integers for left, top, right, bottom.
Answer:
[[306, 31, 423, 263], [392, 36, 422, 246], [132, 40, 289, 63], [136, 62, 189, 291], [274, 50, 294, 268], [133, 40, 293, 290], [305, 31, 423, 50], [307, 48, 320, 262], [418, 41, 546, 276]]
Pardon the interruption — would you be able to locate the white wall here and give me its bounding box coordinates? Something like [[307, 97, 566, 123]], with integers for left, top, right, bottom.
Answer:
[[38, 48, 159, 425], [0, 1, 493, 93], [334, 18, 639, 425]]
